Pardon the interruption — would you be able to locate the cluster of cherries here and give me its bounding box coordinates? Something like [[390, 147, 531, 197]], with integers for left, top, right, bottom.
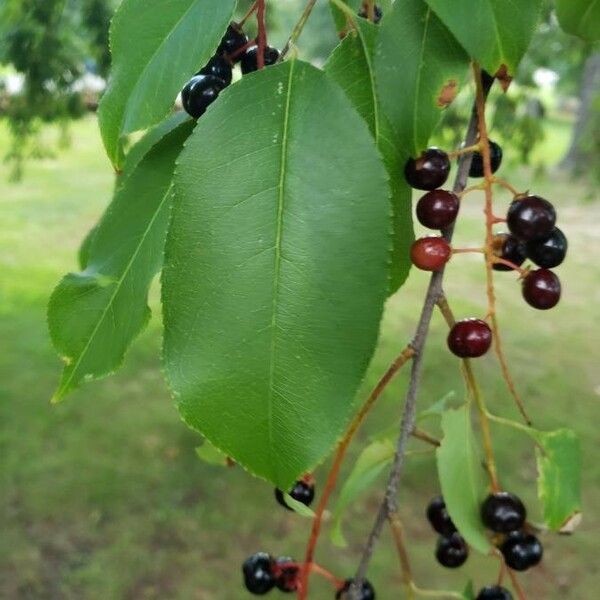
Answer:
[[406, 143, 566, 360], [181, 23, 280, 119], [427, 491, 542, 599]]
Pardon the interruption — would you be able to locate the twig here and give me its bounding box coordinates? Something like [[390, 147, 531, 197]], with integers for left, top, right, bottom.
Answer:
[[279, 0, 318, 61], [350, 75, 495, 598]]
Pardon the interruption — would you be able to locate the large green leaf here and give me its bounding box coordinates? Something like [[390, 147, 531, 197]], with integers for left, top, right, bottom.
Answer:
[[425, 0, 543, 77], [331, 438, 395, 547], [163, 59, 391, 488], [98, 0, 236, 168], [556, 0, 600, 42], [375, 0, 469, 157], [325, 17, 413, 294], [437, 406, 493, 554], [535, 429, 582, 531], [48, 117, 194, 402]]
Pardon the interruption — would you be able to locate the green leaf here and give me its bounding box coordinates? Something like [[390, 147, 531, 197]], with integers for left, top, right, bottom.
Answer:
[[329, 0, 361, 32], [436, 406, 493, 554], [556, 0, 600, 42], [196, 441, 230, 467], [78, 224, 98, 270], [536, 429, 582, 532], [163, 59, 391, 489], [331, 438, 395, 547], [98, 0, 236, 168], [462, 581, 476, 600], [424, 0, 543, 77], [283, 494, 316, 518], [417, 391, 457, 422], [375, 0, 469, 157], [325, 16, 413, 293], [48, 118, 194, 402]]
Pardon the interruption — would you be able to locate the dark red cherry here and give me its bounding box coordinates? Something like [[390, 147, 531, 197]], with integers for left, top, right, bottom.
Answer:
[[198, 55, 233, 86], [526, 227, 567, 269], [241, 46, 280, 74], [447, 319, 492, 358], [507, 195, 556, 242], [436, 533, 469, 568], [416, 190, 460, 230], [217, 23, 248, 61], [181, 74, 226, 119], [522, 269, 561, 310], [242, 552, 275, 595], [500, 531, 543, 572], [410, 236, 452, 271], [491, 233, 527, 272], [404, 148, 451, 191], [481, 492, 526, 533], [426, 496, 457, 536], [273, 557, 299, 593], [468, 140, 503, 178]]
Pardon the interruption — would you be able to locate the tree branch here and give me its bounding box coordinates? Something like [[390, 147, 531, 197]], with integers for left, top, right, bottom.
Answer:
[[350, 76, 494, 597]]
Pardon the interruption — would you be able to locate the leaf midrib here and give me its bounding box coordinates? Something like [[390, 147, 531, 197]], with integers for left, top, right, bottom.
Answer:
[[267, 61, 296, 479], [53, 183, 174, 402]]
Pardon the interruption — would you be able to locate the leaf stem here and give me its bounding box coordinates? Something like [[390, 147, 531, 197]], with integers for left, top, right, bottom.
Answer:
[[350, 75, 495, 598], [298, 346, 415, 599], [279, 0, 319, 61]]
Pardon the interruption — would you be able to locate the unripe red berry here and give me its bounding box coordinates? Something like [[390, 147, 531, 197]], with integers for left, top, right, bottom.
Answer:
[[447, 319, 492, 358], [410, 236, 451, 272], [522, 269, 561, 310], [416, 190, 460, 230]]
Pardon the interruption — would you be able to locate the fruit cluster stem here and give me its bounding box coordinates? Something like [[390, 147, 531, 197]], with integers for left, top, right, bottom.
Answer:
[[256, 0, 267, 69], [239, 1, 259, 27], [349, 75, 494, 599]]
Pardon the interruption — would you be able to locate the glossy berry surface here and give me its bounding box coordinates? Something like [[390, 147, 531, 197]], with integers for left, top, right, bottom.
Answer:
[[522, 269, 561, 310], [242, 552, 275, 595], [435, 532, 469, 568], [416, 190, 460, 230], [181, 74, 226, 119], [275, 479, 315, 510], [526, 227, 568, 269], [335, 578, 376, 600], [410, 236, 452, 272], [447, 319, 492, 358], [404, 148, 451, 191], [469, 140, 503, 178], [217, 23, 248, 60], [274, 557, 299, 593], [481, 492, 526, 533], [198, 55, 233, 86], [476, 586, 513, 600], [426, 496, 456, 536], [507, 195, 556, 242], [358, 3, 383, 22], [491, 233, 527, 272], [500, 531, 543, 571], [241, 46, 280, 74]]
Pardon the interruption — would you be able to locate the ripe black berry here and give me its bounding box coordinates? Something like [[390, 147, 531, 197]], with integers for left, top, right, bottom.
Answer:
[[481, 492, 526, 533], [181, 74, 226, 119], [242, 552, 275, 595], [410, 236, 452, 271], [491, 233, 527, 272], [447, 319, 492, 358], [416, 190, 460, 230], [358, 3, 383, 23], [468, 140, 503, 178], [274, 557, 299, 593], [522, 269, 561, 310], [217, 23, 248, 60], [241, 46, 280, 74], [476, 586, 513, 600], [404, 148, 451, 191], [275, 479, 315, 510], [526, 227, 567, 269], [507, 195, 556, 242], [198, 55, 233, 86], [435, 532, 469, 568], [426, 496, 457, 536], [500, 531, 543, 571], [335, 578, 376, 600]]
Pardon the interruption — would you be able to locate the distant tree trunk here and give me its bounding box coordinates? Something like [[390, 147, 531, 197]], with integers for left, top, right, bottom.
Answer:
[[561, 52, 600, 171]]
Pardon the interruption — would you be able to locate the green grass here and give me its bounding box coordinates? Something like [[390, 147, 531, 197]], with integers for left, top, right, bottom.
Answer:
[[1, 116, 599, 599]]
